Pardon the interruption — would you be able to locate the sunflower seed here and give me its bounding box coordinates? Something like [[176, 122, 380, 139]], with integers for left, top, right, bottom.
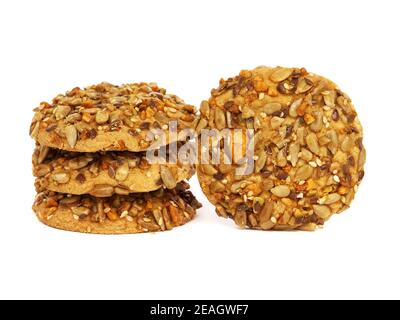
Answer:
[[312, 205, 331, 219], [340, 136, 353, 152], [71, 206, 90, 216], [300, 148, 313, 161], [167, 109, 183, 119], [35, 164, 51, 177], [323, 193, 341, 205], [310, 110, 323, 132], [152, 209, 165, 230], [255, 151, 267, 173], [276, 149, 287, 167], [30, 121, 40, 139], [262, 103, 281, 115], [109, 110, 121, 123], [296, 78, 313, 93], [90, 184, 114, 197], [219, 163, 232, 174], [201, 164, 218, 176], [259, 201, 274, 230], [66, 113, 82, 123], [295, 164, 313, 181], [322, 90, 336, 107], [37, 145, 49, 164], [200, 101, 210, 117], [69, 97, 82, 106], [270, 185, 290, 197], [160, 166, 177, 189], [230, 180, 252, 193], [358, 148, 366, 168], [306, 132, 319, 154], [215, 107, 226, 130], [93, 109, 109, 124], [88, 162, 99, 177], [65, 125, 78, 148], [122, 116, 134, 128], [52, 172, 70, 184], [85, 108, 101, 114], [114, 186, 130, 195], [224, 111, 233, 128], [115, 161, 129, 181], [252, 197, 264, 214], [195, 118, 208, 134], [242, 106, 255, 119], [68, 156, 93, 170], [289, 98, 302, 117], [318, 135, 331, 145], [59, 195, 80, 206], [108, 165, 116, 179], [327, 130, 338, 154], [210, 181, 225, 193], [289, 143, 300, 166], [271, 116, 284, 129], [296, 127, 305, 145], [270, 67, 293, 82], [234, 210, 247, 228], [54, 105, 71, 120], [215, 205, 228, 218]]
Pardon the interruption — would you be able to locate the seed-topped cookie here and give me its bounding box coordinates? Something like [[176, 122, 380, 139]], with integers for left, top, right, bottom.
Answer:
[[30, 82, 198, 152], [197, 66, 365, 230], [33, 144, 195, 196], [33, 182, 202, 234]]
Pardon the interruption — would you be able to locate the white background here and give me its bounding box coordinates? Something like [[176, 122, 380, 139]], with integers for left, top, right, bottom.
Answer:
[[0, 0, 399, 300]]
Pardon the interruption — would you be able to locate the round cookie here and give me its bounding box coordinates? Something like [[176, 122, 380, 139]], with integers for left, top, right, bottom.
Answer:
[[30, 82, 198, 152], [33, 182, 202, 234], [197, 66, 365, 230], [33, 144, 195, 195]]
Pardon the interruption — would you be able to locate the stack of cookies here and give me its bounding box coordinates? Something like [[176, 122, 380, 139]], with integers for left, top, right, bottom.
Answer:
[[30, 82, 201, 234]]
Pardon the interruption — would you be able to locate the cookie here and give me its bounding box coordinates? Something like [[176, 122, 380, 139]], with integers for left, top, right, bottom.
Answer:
[[197, 66, 365, 230], [32, 182, 202, 234], [33, 144, 195, 195], [30, 82, 198, 152]]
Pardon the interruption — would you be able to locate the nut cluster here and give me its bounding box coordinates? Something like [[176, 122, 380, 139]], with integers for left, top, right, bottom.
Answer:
[[197, 66, 365, 230]]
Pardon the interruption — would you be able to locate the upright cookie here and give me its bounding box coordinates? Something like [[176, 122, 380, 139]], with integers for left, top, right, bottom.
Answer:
[[197, 66, 365, 230], [33, 144, 195, 195], [33, 182, 202, 234], [30, 82, 198, 152]]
